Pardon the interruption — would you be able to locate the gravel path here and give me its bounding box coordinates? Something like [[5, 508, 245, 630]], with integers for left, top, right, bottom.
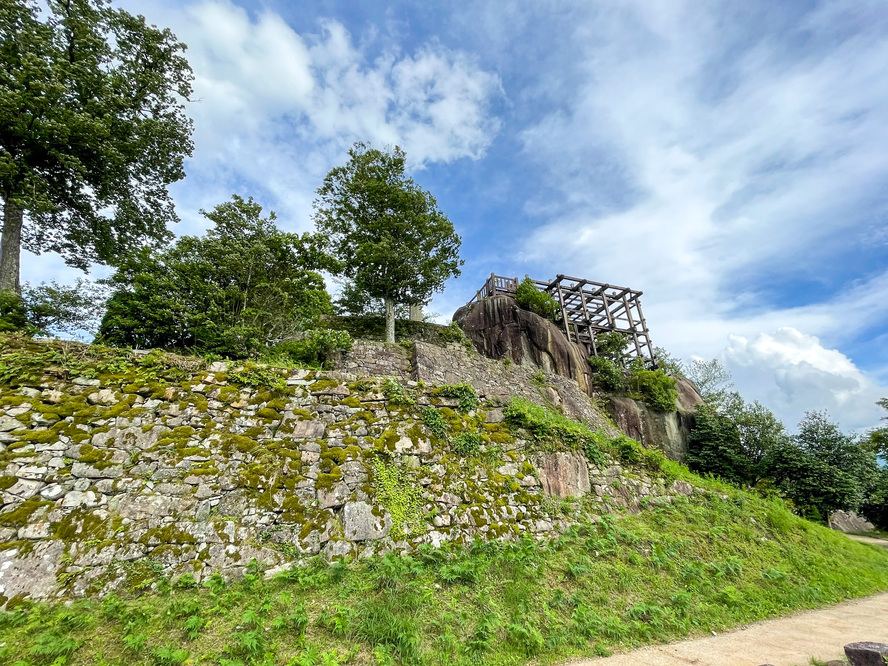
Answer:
[[566, 592, 888, 666]]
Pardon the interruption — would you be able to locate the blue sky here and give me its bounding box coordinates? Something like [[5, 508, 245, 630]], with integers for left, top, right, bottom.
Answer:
[[22, 0, 888, 432]]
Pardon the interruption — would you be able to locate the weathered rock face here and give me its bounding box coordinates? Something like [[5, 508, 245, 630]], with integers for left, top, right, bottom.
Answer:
[[608, 397, 694, 461], [533, 452, 591, 498], [453, 296, 704, 460], [453, 296, 594, 394]]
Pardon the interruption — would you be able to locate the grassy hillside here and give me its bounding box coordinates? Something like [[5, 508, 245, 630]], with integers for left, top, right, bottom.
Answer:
[[2, 478, 887, 666]]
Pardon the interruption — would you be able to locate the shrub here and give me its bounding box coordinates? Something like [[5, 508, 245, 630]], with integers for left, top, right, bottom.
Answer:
[[629, 368, 677, 412], [0, 289, 29, 333], [432, 383, 479, 413], [515, 278, 558, 321], [439, 321, 475, 353], [587, 356, 628, 392], [270, 329, 353, 368]]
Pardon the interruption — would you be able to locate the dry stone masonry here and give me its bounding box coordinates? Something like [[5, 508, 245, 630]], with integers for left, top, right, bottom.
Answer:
[[0, 339, 697, 606]]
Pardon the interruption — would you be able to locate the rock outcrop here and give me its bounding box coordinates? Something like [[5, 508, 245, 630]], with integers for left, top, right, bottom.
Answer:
[[608, 377, 704, 460], [453, 296, 594, 394], [453, 295, 703, 460]]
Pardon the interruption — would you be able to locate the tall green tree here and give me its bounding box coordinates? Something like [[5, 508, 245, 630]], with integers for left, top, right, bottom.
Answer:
[[868, 398, 888, 457], [98, 195, 332, 357], [686, 403, 750, 486], [0, 0, 194, 293], [313, 142, 463, 343], [686, 358, 734, 407]]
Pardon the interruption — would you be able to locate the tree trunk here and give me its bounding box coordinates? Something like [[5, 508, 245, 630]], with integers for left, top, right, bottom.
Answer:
[[0, 198, 23, 294], [384, 296, 395, 344]]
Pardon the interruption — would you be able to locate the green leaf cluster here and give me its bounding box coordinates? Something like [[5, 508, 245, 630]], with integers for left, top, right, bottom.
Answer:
[[0, 0, 194, 277], [97, 195, 332, 358], [451, 432, 483, 457], [371, 459, 423, 539], [628, 368, 678, 412], [514, 278, 558, 321], [431, 383, 479, 413], [269, 329, 353, 369]]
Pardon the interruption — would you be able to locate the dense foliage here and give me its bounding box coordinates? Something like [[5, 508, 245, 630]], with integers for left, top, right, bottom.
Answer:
[[313, 142, 462, 343], [98, 196, 332, 358], [0, 0, 194, 292], [585, 334, 677, 412], [686, 370, 886, 528], [514, 278, 558, 321]]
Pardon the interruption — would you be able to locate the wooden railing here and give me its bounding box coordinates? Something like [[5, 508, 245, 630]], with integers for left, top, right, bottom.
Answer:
[[468, 273, 520, 303]]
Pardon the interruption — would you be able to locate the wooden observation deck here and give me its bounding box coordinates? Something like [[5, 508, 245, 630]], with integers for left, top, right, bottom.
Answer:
[[468, 273, 657, 364]]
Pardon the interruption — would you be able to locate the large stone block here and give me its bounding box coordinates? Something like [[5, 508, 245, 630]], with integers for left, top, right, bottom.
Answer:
[[533, 452, 590, 498], [343, 501, 390, 541], [829, 510, 875, 534]]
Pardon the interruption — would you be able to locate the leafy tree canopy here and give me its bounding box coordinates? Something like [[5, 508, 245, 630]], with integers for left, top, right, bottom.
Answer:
[[97, 195, 332, 358], [686, 358, 734, 407], [313, 142, 462, 342], [868, 398, 888, 457], [0, 0, 194, 292]]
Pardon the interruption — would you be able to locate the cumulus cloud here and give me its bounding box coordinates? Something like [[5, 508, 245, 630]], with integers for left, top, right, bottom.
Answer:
[[723, 328, 883, 431], [499, 0, 888, 427], [171, 2, 502, 228], [22, 0, 503, 284]]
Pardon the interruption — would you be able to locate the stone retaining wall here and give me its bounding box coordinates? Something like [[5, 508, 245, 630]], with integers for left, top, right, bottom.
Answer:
[[0, 346, 694, 606]]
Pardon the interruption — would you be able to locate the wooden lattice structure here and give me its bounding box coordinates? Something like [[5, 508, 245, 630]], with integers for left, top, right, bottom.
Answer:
[[469, 273, 657, 365]]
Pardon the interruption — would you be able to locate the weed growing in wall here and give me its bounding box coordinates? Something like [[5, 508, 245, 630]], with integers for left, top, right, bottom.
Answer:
[[421, 407, 448, 441], [382, 379, 416, 407], [371, 459, 423, 539], [432, 383, 479, 413], [451, 432, 483, 457], [228, 365, 286, 390], [503, 398, 607, 464]]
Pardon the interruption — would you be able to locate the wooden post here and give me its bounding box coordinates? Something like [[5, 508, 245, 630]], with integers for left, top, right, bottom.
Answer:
[[554, 278, 571, 342], [622, 294, 642, 359], [634, 298, 656, 363]]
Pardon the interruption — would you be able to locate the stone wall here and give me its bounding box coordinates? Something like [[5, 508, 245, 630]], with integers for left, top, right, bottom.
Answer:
[[0, 341, 695, 606]]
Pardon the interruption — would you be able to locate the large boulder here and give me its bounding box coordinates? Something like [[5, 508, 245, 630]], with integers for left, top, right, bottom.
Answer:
[[607, 397, 695, 461], [453, 295, 593, 393], [829, 510, 875, 534]]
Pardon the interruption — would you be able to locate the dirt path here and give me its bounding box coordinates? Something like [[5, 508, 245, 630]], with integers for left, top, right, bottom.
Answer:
[[566, 592, 888, 666], [846, 534, 888, 549]]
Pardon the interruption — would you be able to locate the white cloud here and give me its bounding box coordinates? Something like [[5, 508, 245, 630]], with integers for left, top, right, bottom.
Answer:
[[172, 2, 502, 229], [723, 328, 883, 431], [23, 0, 503, 285], [500, 0, 888, 428]]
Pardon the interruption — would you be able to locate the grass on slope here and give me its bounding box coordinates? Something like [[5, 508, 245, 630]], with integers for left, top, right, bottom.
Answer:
[[2, 484, 888, 666]]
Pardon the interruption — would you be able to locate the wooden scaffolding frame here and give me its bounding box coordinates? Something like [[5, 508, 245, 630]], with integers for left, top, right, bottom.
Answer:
[[469, 273, 657, 365]]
